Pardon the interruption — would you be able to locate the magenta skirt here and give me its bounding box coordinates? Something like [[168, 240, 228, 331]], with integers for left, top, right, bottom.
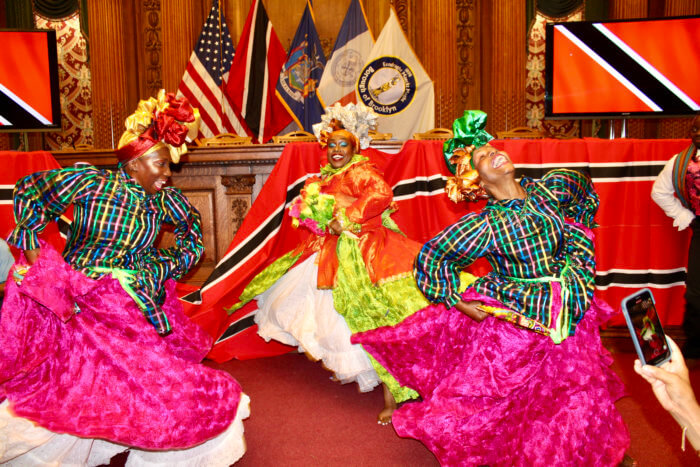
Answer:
[[0, 244, 242, 450], [353, 296, 630, 466]]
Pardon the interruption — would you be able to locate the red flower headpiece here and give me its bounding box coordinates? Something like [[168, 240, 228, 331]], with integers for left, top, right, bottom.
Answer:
[[116, 90, 200, 165]]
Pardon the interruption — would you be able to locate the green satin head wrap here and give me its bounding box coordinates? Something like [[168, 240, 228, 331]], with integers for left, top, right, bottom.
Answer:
[[443, 110, 494, 174]]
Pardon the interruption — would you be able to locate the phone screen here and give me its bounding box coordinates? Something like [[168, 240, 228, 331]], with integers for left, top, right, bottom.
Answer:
[[623, 290, 670, 366]]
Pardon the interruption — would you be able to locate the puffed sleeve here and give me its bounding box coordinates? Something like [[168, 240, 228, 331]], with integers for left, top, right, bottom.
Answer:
[[542, 169, 599, 227], [651, 155, 695, 231], [152, 188, 204, 280], [343, 163, 393, 224], [10, 165, 100, 250], [414, 212, 493, 308]]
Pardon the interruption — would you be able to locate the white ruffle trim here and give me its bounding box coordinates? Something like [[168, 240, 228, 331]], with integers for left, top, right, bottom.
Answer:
[[255, 254, 381, 393], [0, 394, 250, 467]]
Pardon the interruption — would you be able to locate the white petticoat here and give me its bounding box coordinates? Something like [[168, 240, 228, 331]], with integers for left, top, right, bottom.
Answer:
[[255, 254, 381, 393], [0, 394, 250, 467]]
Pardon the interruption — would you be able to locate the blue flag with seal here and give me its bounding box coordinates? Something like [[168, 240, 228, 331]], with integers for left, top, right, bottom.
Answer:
[[276, 1, 326, 132]]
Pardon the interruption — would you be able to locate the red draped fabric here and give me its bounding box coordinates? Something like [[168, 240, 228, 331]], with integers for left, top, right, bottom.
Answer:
[[177, 138, 688, 361], [4, 143, 689, 362], [0, 151, 67, 257]]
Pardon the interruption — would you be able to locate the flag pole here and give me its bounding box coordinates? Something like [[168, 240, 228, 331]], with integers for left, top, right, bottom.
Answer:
[[218, 0, 226, 129]]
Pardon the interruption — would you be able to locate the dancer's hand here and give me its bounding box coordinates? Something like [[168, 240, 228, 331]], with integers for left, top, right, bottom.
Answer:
[[328, 219, 343, 235], [455, 300, 488, 322], [24, 248, 40, 265]]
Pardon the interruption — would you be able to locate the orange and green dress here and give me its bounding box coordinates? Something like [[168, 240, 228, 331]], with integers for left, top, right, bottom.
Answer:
[[230, 155, 430, 402]]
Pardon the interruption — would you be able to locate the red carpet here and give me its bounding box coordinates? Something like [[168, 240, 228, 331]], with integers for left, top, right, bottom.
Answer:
[[214, 353, 439, 466], [609, 351, 700, 466], [105, 349, 700, 466]]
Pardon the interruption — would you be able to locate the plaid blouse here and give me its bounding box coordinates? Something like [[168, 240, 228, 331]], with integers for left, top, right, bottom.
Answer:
[[10, 164, 203, 335], [414, 169, 598, 340]]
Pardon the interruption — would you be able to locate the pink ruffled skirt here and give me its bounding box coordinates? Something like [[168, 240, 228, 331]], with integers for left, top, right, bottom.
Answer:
[[353, 296, 630, 466], [0, 245, 248, 465]]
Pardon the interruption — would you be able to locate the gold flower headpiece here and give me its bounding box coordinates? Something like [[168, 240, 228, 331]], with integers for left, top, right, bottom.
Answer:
[[116, 89, 201, 164]]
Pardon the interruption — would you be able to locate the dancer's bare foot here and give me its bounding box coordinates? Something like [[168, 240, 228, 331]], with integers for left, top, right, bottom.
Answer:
[[378, 384, 397, 425]]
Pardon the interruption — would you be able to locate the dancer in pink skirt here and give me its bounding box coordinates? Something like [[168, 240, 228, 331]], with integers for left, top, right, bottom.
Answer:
[[354, 111, 630, 466], [0, 90, 249, 466]]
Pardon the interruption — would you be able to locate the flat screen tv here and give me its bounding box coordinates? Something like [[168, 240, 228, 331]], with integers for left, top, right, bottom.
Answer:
[[544, 16, 700, 119], [0, 29, 62, 131]]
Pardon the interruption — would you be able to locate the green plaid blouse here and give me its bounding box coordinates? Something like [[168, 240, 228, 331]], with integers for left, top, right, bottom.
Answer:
[[10, 164, 204, 335], [414, 169, 599, 341]]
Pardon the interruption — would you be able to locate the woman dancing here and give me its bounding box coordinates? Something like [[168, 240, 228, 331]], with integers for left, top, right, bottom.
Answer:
[[230, 103, 429, 423], [354, 111, 630, 465], [0, 90, 249, 466]]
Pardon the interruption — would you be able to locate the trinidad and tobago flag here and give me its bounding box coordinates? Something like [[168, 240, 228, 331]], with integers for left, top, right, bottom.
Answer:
[[0, 30, 61, 130], [547, 17, 699, 116]]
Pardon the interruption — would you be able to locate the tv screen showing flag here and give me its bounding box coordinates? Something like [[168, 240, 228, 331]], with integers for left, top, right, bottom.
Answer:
[[0, 29, 62, 131], [544, 16, 700, 119]]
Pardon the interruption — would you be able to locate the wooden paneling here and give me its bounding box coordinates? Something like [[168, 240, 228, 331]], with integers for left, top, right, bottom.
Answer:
[[479, 0, 528, 134], [221, 0, 389, 55], [12, 0, 700, 154], [87, 0, 130, 150], [610, 0, 648, 18], [414, 0, 459, 127], [665, 0, 700, 14], [456, 0, 481, 113], [161, 1, 208, 93]]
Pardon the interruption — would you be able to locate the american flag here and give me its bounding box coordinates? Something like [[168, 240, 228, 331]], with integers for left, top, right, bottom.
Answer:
[[177, 0, 245, 139]]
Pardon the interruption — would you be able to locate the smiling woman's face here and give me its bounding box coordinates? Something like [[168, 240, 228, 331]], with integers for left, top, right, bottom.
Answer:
[[326, 133, 355, 169], [471, 144, 515, 185], [127, 147, 172, 194]]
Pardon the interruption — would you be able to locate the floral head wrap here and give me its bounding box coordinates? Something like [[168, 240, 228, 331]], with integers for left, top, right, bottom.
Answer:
[[444, 110, 494, 203], [312, 102, 377, 151], [116, 89, 201, 165]]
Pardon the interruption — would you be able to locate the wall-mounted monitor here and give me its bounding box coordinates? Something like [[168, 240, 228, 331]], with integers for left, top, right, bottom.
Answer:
[[544, 16, 700, 119], [0, 29, 62, 132]]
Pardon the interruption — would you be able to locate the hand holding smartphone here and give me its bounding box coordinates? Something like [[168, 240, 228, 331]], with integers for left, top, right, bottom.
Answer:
[[621, 288, 671, 366]]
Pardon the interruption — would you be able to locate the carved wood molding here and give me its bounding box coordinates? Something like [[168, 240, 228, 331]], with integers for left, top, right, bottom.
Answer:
[[392, 0, 410, 35], [221, 175, 256, 195], [456, 0, 476, 107], [143, 0, 162, 95], [231, 198, 250, 233]]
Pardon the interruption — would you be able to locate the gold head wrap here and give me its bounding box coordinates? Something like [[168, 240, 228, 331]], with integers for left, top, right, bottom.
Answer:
[[445, 146, 489, 203], [117, 89, 201, 164]]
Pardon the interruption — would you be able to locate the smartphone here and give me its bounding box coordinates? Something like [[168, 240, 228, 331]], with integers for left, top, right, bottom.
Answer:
[[621, 288, 671, 366]]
